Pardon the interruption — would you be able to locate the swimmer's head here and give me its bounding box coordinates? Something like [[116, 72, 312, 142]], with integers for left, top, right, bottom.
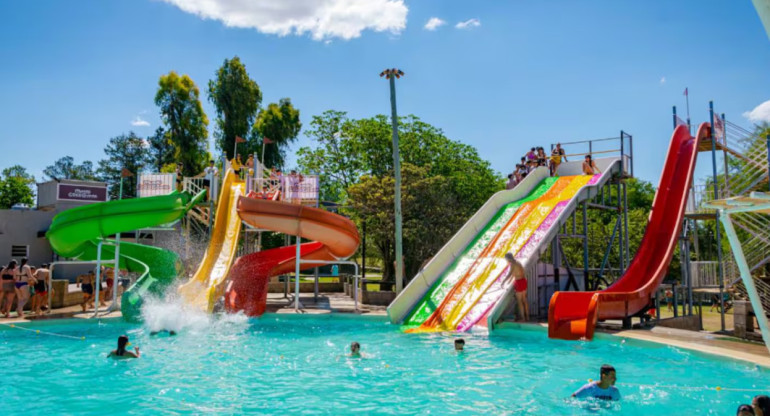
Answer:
[[600, 364, 616, 386], [454, 338, 465, 351], [350, 342, 360, 354]]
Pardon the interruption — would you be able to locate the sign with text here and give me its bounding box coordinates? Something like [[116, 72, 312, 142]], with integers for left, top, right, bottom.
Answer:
[[137, 173, 175, 198], [281, 175, 319, 203], [57, 184, 107, 202]]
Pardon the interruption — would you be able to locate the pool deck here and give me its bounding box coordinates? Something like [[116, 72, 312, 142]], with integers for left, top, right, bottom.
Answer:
[[2, 292, 766, 367]]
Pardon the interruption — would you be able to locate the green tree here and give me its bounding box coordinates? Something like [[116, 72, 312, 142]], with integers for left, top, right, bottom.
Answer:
[[155, 71, 209, 176], [252, 98, 302, 169], [348, 164, 463, 286], [43, 156, 98, 181], [97, 132, 150, 199], [299, 111, 502, 282], [208, 56, 262, 160], [0, 165, 35, 208], [147, 127, 175, 172]]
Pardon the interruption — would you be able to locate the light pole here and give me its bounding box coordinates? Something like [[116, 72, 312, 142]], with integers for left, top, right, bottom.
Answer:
[[380, 68, 404, 294]]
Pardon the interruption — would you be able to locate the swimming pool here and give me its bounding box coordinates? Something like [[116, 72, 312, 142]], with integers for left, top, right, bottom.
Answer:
[[2, 309, 767, 415]]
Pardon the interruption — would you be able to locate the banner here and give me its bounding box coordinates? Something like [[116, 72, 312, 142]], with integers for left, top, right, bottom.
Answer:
[[281, 174, 319, 202], [137, 173, 175, 197], [57, 184, 107, 202]]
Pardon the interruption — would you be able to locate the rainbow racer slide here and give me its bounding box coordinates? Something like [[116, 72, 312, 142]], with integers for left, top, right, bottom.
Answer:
[[548, 124, 699, 340], [388, 157, 622, 332], [46, 190, 205, 321]]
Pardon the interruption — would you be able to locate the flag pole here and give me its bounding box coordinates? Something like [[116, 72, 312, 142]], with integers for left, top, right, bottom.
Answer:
[[261, 139, 266, 168], [685, 87, 691, 134]]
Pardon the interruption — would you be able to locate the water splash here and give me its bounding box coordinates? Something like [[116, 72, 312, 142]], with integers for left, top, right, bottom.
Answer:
[[139, 288, 249, 335]]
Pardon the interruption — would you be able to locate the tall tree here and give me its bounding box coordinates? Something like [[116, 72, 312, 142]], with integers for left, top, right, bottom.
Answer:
[[208, 56, 262, 160], [97, 132, 150, 199], [43, 156, 98, 181], [253, 98, 302, 169], [298, 111, 502, 282], [147, 127, 175, 172], [155, 71, 209, 176], [0, 165, 35, 208]]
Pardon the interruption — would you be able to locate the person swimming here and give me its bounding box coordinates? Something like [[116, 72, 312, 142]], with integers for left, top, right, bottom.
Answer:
[[108, 335, 140, 359], [150, 329, 177, 336], [454, 338, 465, 351], [349, 341, 361, 358]]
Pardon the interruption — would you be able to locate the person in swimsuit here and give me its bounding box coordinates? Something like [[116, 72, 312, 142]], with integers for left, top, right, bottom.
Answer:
[[753, 394, 770, 416], [32, 264, 50, 316], [505, 252, 529, 322], [454, 338, 465, 351], [572, 364, 620, 401], [349, 342, 361, 358], [550, 143, 567, 176], [1, 260, 17, 318], [108, 335, 140, 359], [231, 154, 243, 178], [582, 154, 600, 175], [102, 266, 115, 303], [77, 270, 95, 312], [536, 147, 548, 167], [175, 162, 184, 191], [15, 257, 34, 317]]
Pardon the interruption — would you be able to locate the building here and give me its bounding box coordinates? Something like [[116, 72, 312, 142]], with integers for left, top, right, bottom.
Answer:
[[0, 179, 107, 267]]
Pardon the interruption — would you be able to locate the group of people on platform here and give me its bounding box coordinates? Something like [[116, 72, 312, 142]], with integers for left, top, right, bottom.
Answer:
[[506, 143, 602, 190], [0, 258, 51, 318]]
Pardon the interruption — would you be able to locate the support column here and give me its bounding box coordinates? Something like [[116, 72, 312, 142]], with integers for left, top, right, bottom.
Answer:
[[720, 212, 770, 355], [92, 241, 103, 318]]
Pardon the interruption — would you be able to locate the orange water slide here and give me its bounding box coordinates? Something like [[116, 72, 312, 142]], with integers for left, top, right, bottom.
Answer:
[[548, 124, 704, 340], [224, 196, 360, 316]]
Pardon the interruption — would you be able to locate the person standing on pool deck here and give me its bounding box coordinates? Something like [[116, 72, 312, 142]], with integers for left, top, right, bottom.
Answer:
[[15, 257, 34, 317], [572, 364, 620, 401], [754, 395, 770, 416], [108, 335, 140, 359], [32, 264, 50, 316], [77, 270, 95, 312], [505, 253, 529, 322], [0, 260, 17, 318]]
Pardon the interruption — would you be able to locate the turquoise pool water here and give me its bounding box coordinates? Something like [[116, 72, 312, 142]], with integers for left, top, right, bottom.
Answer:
[[2, 311, 767, 415]]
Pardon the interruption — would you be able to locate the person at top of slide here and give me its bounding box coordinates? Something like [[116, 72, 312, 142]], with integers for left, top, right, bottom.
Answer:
[[572, 364, 620, 401], [582, 154, 600, 175], [108, 335, 140, 359]]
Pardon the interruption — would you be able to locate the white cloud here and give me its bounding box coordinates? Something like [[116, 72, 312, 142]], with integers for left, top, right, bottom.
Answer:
[[160, 0, 408, 41], [659, 77, 666, 85], [743, 100, 770, 123], [131, 116, 150, 127], [424, 17, 446, 31], [455, 18, 480, 30]]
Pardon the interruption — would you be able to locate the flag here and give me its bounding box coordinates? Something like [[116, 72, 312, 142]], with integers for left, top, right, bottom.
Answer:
[[683, 87, 688, 96], [235, 136, 246, 143], [713, 111, 725, 142], [675, 115, 687, 128], [263, 137, 273, 144], [121, 168, 134, 178]]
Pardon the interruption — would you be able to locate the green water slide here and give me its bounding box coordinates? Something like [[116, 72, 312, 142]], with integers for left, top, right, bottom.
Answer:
[[46, 191, 205, 321], [402, 177, 558, 327]]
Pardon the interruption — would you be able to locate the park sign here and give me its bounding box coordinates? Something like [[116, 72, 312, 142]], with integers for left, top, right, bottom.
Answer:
[[57, 183, 107, 202], [137, 173, 175, 198]]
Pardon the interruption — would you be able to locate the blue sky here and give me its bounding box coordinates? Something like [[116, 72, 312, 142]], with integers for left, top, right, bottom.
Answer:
[[1, 0, 769, 187]]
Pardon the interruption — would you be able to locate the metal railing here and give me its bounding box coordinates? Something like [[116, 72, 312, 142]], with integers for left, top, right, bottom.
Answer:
[[690, 261, 720, 288], [551, 132, 634, 177]]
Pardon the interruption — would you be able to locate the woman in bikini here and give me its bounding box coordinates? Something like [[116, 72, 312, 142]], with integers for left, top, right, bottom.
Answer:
[[1, 260, 17, 318], [505, 253, 529, 322], [32, 264, 50, 316], [582, 154, 600, 175], [15, 257, 34, 317], [108, 335, 140, 359]]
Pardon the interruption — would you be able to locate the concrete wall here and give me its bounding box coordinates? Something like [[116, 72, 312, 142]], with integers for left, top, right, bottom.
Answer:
[[0, 209, 56, 267]]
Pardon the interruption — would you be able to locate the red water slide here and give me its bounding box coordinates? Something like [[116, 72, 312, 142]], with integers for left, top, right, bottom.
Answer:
[[548, 123, 706, 340], [224, 196, 360, 316]]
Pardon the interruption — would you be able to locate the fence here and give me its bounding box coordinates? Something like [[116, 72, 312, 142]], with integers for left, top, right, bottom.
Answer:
[[551, 132, 633, 177]]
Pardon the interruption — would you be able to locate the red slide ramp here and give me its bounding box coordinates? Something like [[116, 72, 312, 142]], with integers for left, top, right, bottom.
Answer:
[[224, 196, 360, 316], [548, 124, 704, 340]]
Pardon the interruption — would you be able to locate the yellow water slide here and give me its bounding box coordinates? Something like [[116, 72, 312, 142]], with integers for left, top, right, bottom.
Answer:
[[178, 169, 244, 312]]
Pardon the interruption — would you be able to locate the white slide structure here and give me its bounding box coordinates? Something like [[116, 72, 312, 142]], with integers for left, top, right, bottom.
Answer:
[[388, 157, 625, 331]]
